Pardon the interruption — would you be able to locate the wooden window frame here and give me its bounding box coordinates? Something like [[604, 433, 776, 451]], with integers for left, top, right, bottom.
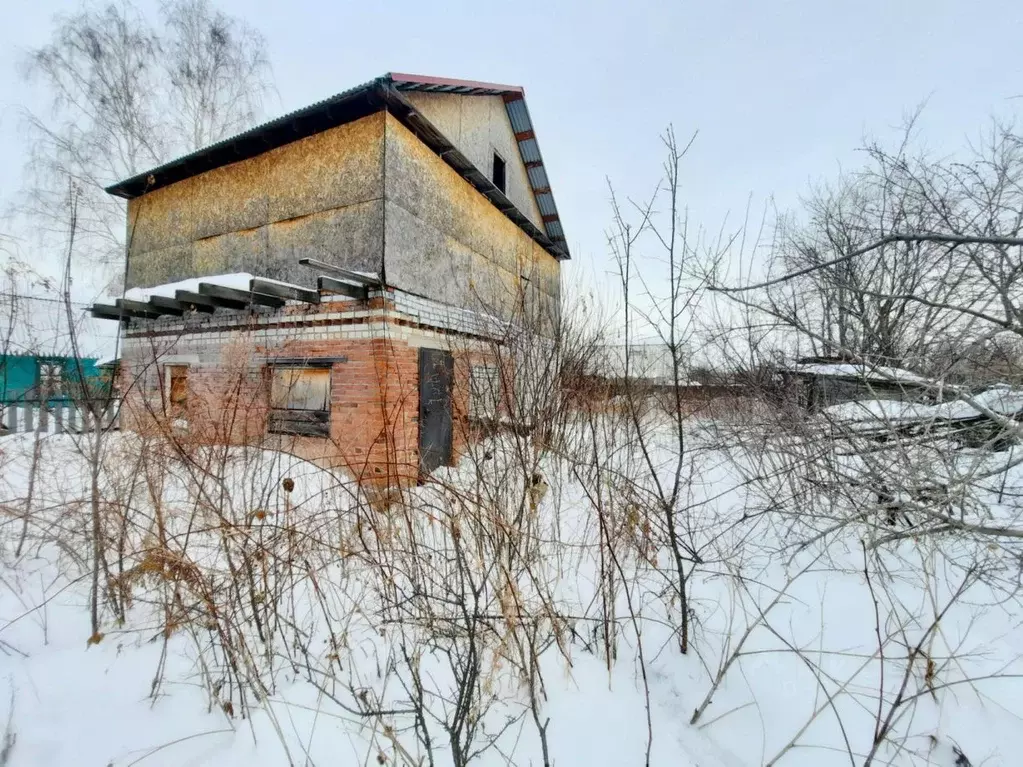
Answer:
[[469, 363, 501, 421], [267, 362, 333, 438]]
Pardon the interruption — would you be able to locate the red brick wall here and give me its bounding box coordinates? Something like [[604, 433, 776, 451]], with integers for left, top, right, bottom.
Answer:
[[120, 332, 423, 486], [118, 315, 512, 487]]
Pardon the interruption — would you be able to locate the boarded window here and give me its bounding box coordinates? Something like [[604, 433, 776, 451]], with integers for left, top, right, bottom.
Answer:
[[166, 365, 188, 414], [492, 152, 506, 193], [469, 364, 501, 420], [268, 366, 331, 437], [37, 362, 63, 397]]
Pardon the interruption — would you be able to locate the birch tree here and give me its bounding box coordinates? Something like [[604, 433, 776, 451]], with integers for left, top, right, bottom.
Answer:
[[18, 0, 273, 289]]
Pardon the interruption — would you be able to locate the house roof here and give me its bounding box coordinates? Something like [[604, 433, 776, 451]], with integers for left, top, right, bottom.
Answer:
[[104, 73, 570, 260]]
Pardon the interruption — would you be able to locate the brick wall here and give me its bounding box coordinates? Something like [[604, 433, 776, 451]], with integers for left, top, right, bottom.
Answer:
[[117, 304, 512, 487]]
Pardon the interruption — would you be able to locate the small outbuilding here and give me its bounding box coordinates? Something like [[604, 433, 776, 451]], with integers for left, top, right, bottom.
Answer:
[[779, 356, 941, 412]]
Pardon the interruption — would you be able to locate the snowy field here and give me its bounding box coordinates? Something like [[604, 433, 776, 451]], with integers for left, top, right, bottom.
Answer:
[[0, 410, 1021, 766]]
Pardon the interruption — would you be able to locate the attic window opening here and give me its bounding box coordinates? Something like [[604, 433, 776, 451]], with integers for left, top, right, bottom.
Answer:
[[492, 152, 506, 194]]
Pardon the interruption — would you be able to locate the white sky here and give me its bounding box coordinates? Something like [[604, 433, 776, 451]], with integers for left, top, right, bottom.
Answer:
[[2, 0, 1022, 303]]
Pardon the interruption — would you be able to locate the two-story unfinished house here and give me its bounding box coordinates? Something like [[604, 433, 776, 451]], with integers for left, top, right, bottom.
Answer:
[[91, 73, 568, 485]]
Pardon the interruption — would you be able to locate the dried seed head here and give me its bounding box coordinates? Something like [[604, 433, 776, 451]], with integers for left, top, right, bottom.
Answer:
[[282, 477, 295, 493]]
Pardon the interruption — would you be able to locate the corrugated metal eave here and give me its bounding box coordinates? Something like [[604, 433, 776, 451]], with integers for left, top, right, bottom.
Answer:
[[502, 94, 569, 258], [105, 77, 383, 198]]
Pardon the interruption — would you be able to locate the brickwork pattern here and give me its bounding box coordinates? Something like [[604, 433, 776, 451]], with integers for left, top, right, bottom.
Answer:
[[119, 288, 502, 486]]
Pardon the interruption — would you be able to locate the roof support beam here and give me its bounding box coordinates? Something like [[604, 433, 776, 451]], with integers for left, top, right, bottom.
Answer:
[[197, 283, 256, 310], [175, 290, 219, 312], [251, 278, 320, 304], [300, 258, 382, 286], [317, 276, 368, 301], [117, 297, 182, 317], [115, 298, 162, 319], [148, 295, 193, 315], [90, 304, 128, 321]]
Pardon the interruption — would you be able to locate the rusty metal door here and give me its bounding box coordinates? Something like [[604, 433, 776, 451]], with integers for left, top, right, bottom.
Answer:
[[419, 348, 453, 476]]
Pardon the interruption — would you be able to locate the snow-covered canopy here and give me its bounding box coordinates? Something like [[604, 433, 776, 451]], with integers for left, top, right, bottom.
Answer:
[[822, 385, 1023, 427], [120, 273, 255, 303], [787, 361, 933, 386]]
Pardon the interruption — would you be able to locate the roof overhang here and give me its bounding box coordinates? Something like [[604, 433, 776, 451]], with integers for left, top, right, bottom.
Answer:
[[105, 73, 569, 260]]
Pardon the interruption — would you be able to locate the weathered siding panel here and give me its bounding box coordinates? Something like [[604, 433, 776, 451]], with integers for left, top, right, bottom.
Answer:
[[382, 113, 559, 321], [267, 202, 385, 275], [193, 227, 267, 277], [402, 92, 544, 229], [126, 112, 387, 288]]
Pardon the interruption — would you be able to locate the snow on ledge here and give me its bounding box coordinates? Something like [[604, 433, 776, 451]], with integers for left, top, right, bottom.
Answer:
[[112, 273, 256, 304]]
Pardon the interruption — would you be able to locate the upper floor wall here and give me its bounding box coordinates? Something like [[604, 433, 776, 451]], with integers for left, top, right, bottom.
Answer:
[[122, 102, 560, 324], [125, 111, 387, 290], [401, 92, 544, 230], [383, 112, 559, 324]]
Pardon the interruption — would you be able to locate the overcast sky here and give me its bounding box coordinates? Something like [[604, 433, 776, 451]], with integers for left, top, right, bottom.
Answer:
[[2, 0, 1022, 298]]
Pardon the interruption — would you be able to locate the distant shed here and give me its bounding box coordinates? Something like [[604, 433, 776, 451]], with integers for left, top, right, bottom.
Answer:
[[780, 356, 941, 412]]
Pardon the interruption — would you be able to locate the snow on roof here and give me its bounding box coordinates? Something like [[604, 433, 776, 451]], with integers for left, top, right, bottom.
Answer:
[[944, 385, 1023, 419], [822, 386, 1023, 429], [822, 399, 939, 426], [121, 273, 255, 302], [789, 362, 933, 386]]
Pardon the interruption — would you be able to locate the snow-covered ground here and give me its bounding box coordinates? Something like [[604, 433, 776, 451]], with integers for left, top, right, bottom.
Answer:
[[0, 416, 1020, 766]]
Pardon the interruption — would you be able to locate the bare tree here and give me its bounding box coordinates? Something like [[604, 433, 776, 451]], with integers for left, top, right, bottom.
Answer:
[[767, 118, 972, 368], [17, 0, 273, 287], [162, 0, 273, 151]]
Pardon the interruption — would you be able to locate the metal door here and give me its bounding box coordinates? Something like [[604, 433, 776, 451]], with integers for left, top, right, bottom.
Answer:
[[419, 348, 453, 475]]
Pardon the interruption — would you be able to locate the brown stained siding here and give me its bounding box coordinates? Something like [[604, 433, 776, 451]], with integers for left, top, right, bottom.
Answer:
[[382, 112, 560, 322], [126, 112, 387, 289]]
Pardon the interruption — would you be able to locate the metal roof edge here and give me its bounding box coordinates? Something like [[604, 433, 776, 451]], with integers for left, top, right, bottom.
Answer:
[[385, 72, 524, 95], [105, 76, 388, 198], [104, 73, 569, 259], [499, 92, 569, 258]]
